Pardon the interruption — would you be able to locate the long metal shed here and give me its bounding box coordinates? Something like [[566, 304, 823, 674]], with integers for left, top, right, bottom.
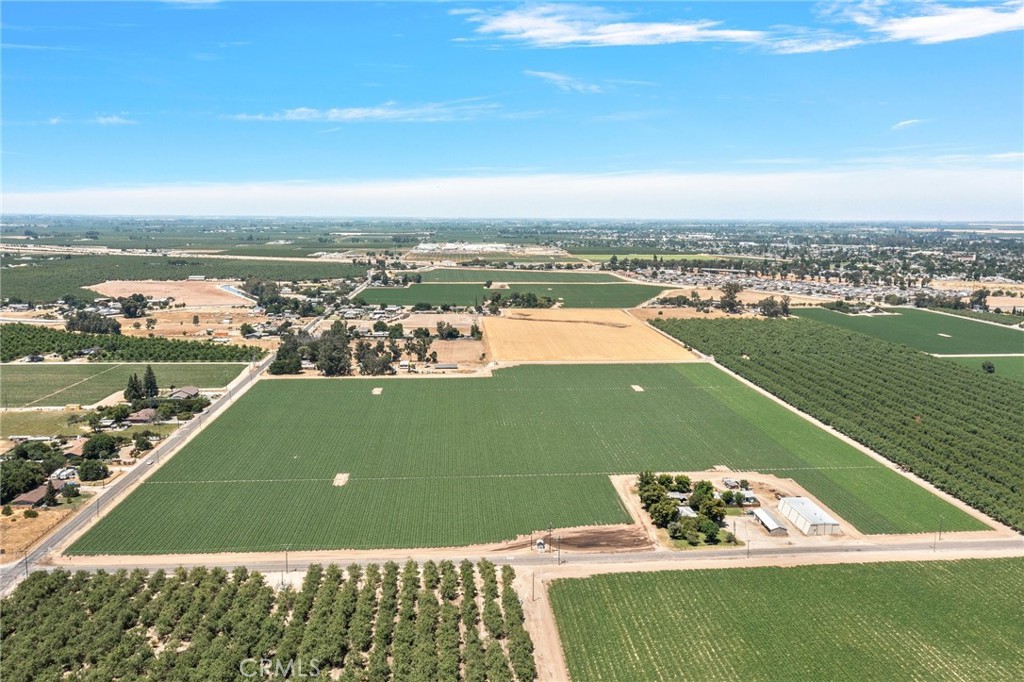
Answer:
[[777, 497, 841, 536], [751, 508, 788, 536]]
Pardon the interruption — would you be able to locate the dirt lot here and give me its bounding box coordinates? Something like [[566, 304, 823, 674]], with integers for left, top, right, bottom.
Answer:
[[931, 280, 1024, 294], [1, 499, 89, 556], [482, 308, 699, 363], [430, 339, 489, 365], [399, 312, 479, 333], [629, 307, 752, 321], [657, 286, 827, 306], [119, 309, 281, 350], [87, 279, 254, 307]]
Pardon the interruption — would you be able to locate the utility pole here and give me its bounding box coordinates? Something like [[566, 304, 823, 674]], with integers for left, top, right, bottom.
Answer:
[[285, 544, 290, 573], [557, 536, 561, 565]]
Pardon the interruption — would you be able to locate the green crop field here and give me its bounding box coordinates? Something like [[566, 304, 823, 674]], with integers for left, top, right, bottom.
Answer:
[[0, 254, 366, 303], [0, 363, 247, 407], [947, 355, 1024, 383], [69, 363, 979, 555], [359, 282, 670, 308], [418, 268, 621, 283], [796, 307, 1024, 354], [549, 558, 1024, 682]]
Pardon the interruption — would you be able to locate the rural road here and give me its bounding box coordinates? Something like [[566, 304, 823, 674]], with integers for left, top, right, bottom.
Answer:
[[0, 351, 278, 595]]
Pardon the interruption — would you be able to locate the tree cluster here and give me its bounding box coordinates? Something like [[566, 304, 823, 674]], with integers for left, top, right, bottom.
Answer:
[[65, 311, 121, 335]]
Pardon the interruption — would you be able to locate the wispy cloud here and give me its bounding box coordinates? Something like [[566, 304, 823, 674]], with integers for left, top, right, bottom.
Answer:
[[230, 99, 499, 123], [457, 2, 1024, 53], [892, 118, 924, 131], [459, 4, 767, 49], [871, 2, 1024, 44], [524, 70, 603, 93], [95, 115, 137, 125], [1, 42, 77, 51]]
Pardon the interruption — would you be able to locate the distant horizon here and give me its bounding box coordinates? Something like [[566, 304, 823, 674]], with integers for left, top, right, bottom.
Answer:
[[3, 213, 1024, 227], [3, 2, 1022, 221]]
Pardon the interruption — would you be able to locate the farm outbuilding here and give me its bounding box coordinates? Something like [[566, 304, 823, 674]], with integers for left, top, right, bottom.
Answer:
[[751, 508, 787, 536], [777, 497, 841, 536]]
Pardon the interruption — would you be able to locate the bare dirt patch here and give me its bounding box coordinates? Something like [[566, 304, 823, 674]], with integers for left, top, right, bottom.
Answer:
[[483, 308, 699, 363], [630, 306, 750, 321], [1, 502, 85, 556], [399, 312, 479, 334], [87, 279, 253, 307], [119, 309, 281, 350], [430, 339, 489, 365], [332, 473, 350, 487]]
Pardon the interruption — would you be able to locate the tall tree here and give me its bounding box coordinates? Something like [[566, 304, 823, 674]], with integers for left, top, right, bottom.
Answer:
[[143, 364, 159, 398], [124, 373, 143, 401]]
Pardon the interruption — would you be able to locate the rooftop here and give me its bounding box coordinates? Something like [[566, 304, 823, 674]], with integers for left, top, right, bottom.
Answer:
[[780, 497, 839, 526]]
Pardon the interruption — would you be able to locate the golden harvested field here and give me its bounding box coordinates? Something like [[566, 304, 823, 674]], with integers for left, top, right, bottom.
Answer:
[[482, 308, 698, 363], [86, 279, 253, 307]]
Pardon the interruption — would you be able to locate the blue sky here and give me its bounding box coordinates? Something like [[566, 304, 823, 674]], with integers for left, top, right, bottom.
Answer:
[[2, 1, 1022, 219]]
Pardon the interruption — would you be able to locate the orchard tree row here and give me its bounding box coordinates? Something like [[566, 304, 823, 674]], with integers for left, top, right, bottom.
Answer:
[[1, 560, 536, 682], [0, 324, 264, 363], [653, 317, 1024, 532]]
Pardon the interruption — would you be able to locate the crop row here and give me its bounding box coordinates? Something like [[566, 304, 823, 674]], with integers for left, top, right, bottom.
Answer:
[[549, 558, 1024, 681]]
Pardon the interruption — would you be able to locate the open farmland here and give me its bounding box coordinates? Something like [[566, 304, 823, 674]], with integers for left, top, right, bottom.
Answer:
[[482, 309, 698, 362], [418, 268, 621, 283], [549, 558, 1024, 682], [0, 363, 247, 407], [359, 282, 669, 308], [69, 364, 980, 555], [0, 254, 366, 303], [1, 560, 536, 682], [796, 307, 1024, 354], [948, 355, 1024, 382], [653, 317, 1024, 531]]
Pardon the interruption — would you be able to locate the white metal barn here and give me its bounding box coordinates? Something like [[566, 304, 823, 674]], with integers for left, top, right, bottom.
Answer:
[[777, 497, 841, 536]]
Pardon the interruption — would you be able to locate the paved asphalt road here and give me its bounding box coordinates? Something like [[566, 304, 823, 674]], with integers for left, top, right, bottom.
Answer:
[[0, 351, 277, 595]]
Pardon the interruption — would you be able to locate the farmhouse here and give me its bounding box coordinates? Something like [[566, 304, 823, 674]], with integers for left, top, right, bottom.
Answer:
[[10, 484, 50, 508], [64, 438, 86, 458], [168, 386, 201, 400], [751, 508, 788, 536], [777, 497, 841, 536], [125, 408, 158, 424], [676, 505, 698, 518]]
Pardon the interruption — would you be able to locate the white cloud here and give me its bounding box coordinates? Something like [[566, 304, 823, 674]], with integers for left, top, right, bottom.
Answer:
[[463, 4, 767, 48], [48, 117, 62, 125], [524, 70, 603, 93], [230, 99, 499, 123], [458, 2, 1024, 53], [95, 115, 137, 125], [5, 166, 1020, 221], [873, 2, 1024, 44], [892, 118, 924, 130]]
